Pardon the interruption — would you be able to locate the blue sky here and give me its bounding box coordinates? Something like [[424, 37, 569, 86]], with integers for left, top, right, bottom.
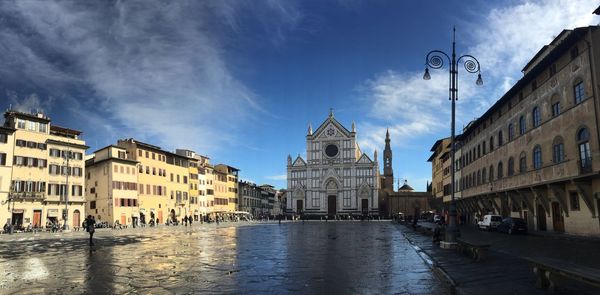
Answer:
[[0, 0, 598, 190]]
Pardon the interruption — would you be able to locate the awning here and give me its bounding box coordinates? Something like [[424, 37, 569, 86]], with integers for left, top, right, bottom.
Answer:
[[47, 209, 58, 217], [12, 209, 24, 214]]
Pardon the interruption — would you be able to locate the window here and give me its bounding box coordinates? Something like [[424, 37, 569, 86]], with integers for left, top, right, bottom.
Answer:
[[519, 116, 526, 135], [532, 107, 541, 128], [139, 165, 143, 173], [90, 201, 96, 209], [574, 81, 585, 104], [0, 153, 6, 166], [482, 141, 486, 155], [569, 192, 580, 211], [553, 137, 564, 163], [577, 127, 591, 170], [519, 152, 527, 173], [552, 102, 560, 117], [477, 170, 481, 185], [0, 133, 7, 143], [508, 157, 514, 176], [533, 145, 542, 170], [498, 131, 503, 146], [497, 162, 503, 178], [482, 169, 487, 183], [489, 137, 494, 151], [508, 124, 515, 140], [489, 165, 494, 181]]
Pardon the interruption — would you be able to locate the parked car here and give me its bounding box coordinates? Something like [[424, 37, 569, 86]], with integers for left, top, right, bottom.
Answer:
[[477, 214, 502, 231], [497, 217, 528, 234]]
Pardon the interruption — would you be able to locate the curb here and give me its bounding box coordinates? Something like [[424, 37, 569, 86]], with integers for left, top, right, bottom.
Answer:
[[399, 226, 458, 294]]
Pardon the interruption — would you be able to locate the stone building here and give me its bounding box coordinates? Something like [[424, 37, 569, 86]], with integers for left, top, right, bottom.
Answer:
[[1, 111, 88, 230], [286, 110, 379, 217], [379, 130, 431, 218], [431, 26, 600, 236]]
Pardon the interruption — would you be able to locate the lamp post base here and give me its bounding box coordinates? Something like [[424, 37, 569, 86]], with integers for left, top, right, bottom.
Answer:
[[440, 241, 458, 249]]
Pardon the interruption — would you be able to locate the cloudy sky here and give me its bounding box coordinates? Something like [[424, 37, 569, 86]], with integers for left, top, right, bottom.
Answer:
[[0, 0, 598, 190]]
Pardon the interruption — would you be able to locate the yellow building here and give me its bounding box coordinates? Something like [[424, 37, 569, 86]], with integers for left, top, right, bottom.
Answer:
[[214, 164, 239, 213], [3, 111, 87, 230], [196, 155, 211, 220], [85, 145, 139, 226], [117, 139, 170, 225], [0, 126, 16, 227], [165, 152, 191, 223], [204, 163, 215, 219]]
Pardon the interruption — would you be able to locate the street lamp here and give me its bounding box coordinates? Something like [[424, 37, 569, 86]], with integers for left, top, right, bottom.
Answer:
[[424, 27, 483, 248]]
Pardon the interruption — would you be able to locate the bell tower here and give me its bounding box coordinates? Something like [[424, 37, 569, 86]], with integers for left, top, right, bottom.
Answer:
[[383, 128, 394, 192]]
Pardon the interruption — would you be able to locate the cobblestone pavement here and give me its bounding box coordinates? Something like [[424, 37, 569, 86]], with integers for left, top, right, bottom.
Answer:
[[400, 222, 600, 294], [0, 221, 448, 294]]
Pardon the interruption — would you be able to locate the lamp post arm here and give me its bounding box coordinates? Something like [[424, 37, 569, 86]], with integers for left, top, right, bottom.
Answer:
[[456, 54, 482, 74], [425, 50, 451, 70]]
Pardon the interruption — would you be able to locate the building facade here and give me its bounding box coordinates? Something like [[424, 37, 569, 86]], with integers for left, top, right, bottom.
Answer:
[[286, 111, 379, 217], [2, 111, 88, 230], [85, 145, 139, 226], [0, 126, 16, 227], [432, 26, 600, 236]]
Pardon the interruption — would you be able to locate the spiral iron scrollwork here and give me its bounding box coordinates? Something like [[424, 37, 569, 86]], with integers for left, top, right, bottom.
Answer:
[[459, 55, 481, 74], [428, 55, 444, 69]]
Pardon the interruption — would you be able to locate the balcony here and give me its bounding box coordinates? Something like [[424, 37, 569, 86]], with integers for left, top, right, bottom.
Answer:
[[10, 192, 45, 201], [578, 157, 592, 174]]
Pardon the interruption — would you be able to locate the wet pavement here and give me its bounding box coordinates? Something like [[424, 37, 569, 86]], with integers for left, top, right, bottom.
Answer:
[[0, 221, 447, 294]]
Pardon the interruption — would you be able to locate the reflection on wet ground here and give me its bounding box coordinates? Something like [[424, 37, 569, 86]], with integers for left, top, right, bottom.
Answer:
[[0, 222, 447, 294]]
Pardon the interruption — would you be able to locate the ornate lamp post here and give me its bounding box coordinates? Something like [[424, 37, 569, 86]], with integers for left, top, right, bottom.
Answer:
[[424, 28, 483, 247]]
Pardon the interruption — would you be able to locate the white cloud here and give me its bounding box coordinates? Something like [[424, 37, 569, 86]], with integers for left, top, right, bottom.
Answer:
[[0, 0, 302, 154]]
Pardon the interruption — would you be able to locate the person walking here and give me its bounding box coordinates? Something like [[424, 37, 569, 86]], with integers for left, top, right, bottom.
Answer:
[[84, 215, 96, 246], [188, 215, 193, 226]]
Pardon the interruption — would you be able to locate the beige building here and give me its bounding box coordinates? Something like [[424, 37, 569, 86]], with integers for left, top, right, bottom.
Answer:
[[428, 138, 451, 202], [0, 126, 16, 227], [435, 26, 600, 236], [213, 164, 239, 214], [85, 145, 139, 226], [2, 111, 87, 230]]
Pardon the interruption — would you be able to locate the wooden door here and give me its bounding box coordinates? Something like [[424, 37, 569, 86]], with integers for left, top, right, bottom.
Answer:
[[361, 199, 369, 214], [296, 200, 303, 214], [158, 211, 163, 224], [328, 195, 336, 216], [72, 210, 80, 228], [551, 202, 564, 232], [121, 214, 127, 225], [536, 204, 547, 231], [33, 210, 42, 227]]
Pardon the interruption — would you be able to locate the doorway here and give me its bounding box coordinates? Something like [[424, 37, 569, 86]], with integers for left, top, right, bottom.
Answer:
[[536, 204, 547, 231], [328, 195, 336, 216], [361, 199, 369, 215], [551, 202, 564, 232], [33, 210, 42, 228], [157, 211, 163, 224], [11, 212, 23, 228], [121, 214, 127, 226], [296, 200, 303, 214], [73, 210, 81, 228]]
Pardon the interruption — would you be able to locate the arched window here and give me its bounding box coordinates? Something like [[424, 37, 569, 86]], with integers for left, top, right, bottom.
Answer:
[[552, 136, 564, 163], [508, 123, 515, 140], [483, 141, 487, 155], [519, 152, 527, 173], [577, 127, 591, 170], [533, 145, 542, 170], [497, 161, 504, 178], [574, 80, 585, 104], [490, 136, 494, 151], [489, 165, 494, 181], [519, 116, 526, 135], [477, 170, 481, 186], [508, 157, 515, 176], [551, 94, 561, 117], [498, 130, 504, 146], [482, 168, 487, 183], [532, 107, 541, 128]]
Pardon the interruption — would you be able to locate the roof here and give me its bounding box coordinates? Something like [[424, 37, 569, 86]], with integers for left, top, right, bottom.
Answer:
[[4, 110, 50, 123], [593, 5, 600, 15], [399, 183, 414, 191], [46, 139, 89, 150], [86, 156, 138, 167], [310, 112, 353, 139], [91, 144, 125, 154], [461, 26, 591, 138], [50, 125, 82, 136]]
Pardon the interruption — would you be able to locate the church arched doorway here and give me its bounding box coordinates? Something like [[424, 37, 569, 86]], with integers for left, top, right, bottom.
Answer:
[[328, 195, 337, 216], [361, 199, 368, 215]]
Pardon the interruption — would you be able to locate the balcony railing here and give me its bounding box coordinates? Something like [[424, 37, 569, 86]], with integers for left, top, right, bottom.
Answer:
[[578, 157, 592, 174], [10, 192, 45, 201]]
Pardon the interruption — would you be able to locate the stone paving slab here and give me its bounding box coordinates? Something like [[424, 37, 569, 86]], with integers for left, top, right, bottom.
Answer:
[[397, 223, 599, 294]]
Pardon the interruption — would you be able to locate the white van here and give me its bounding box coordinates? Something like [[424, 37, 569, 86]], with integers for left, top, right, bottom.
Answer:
[[477, 214, 502, 231]]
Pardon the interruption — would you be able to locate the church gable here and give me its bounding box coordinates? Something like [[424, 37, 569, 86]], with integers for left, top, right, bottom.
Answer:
[[357, 153, 372, 164], [292, 156, 307, 167], [311, 113, 352, 140]]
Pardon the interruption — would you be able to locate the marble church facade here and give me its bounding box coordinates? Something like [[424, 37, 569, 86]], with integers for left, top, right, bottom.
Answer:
[[286, 111, 379, 217]]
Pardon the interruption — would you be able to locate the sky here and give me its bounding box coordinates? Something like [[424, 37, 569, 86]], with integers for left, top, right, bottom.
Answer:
[[0, 0, 598, 191]]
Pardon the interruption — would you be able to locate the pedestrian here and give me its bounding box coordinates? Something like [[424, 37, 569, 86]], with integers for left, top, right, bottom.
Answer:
[[183, 216, 188, 227], [188, 215, 193, 226], [84, 215, 96, 246]]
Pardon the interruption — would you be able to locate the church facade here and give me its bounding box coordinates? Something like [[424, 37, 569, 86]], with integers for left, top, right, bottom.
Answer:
[[286, 111, 379, 217]]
